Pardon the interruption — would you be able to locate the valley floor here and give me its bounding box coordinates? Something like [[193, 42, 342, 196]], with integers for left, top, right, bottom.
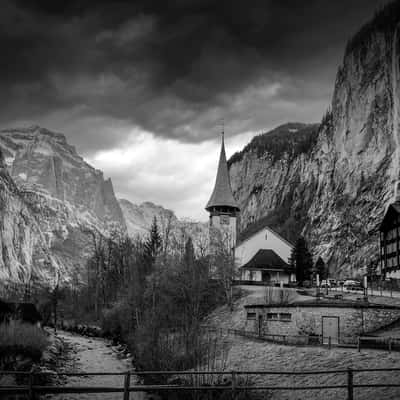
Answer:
[[205, 286, 400, 399]]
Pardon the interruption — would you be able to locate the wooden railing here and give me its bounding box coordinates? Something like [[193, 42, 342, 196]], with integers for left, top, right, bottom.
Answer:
[[1, 368, 400, 399]]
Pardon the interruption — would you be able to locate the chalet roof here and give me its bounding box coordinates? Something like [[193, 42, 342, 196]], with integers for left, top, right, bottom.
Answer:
[[205, 133, 240, 212], [379, 202, 400, 231], [241, 249, 292, 271]]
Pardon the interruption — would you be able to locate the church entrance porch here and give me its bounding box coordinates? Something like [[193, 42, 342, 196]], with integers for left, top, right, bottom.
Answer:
[[261, 271, 271, 282]]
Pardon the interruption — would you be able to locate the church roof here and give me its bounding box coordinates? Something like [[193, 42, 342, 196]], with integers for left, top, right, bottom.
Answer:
[[205, 133, 240, 212], [241, 249, 292, 271]]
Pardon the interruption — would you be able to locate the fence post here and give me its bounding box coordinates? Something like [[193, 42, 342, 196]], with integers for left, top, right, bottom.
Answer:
[[123, 371, 130, 400], [231, 371, 236, 400], [328, 336, 331, 349], [28, 368, 34, 400], [357, 337, 360, 352], [388, 337, 392, 353], [347, 368, 353, 400]]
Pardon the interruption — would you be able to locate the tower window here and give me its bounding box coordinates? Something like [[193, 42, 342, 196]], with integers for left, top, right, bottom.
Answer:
[[220, 215, 230, 225]]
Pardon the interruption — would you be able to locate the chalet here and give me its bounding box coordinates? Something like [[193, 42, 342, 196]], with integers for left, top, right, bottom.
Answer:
[[380, 190, 400, 279]]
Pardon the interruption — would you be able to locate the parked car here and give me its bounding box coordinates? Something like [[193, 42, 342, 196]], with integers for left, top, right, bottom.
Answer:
[[328, 279, 337, 287], [320, 280, 330, 288], [343, 280, 363, 291]]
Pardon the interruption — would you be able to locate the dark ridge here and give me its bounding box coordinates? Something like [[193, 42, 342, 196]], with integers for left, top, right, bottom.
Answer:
[[228, 122, 319, 167], [345, 0, 400, 56]]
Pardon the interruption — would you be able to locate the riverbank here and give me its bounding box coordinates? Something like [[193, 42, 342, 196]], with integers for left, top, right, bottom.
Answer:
[[49, 330, 148, 399]]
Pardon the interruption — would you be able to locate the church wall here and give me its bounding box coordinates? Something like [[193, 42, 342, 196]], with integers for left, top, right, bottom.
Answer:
[[235, 227, 293, 267], [210, 214, 237, 252]]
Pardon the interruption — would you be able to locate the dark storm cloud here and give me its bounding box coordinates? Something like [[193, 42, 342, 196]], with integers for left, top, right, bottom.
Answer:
[[0, 0, 391, 151]]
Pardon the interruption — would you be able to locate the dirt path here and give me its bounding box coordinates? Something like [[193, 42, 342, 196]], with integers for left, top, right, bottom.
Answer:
[[47, 330, 146, 400]]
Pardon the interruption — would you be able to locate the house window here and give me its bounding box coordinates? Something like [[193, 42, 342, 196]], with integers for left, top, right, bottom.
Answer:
[[246, 312, 256, 320], [266, 313, 278, 320], [279, 313, 292, 321]]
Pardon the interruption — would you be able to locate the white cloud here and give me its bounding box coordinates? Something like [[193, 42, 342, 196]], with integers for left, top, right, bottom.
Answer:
[[86, 127, 254, 221]]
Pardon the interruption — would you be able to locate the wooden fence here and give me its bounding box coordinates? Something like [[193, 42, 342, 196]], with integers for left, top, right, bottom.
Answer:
[[1, 368, 400, 399]]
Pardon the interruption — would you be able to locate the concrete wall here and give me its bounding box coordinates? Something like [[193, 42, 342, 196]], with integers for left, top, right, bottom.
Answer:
[[235, 227, 293, 267], [245, 305, 400, 339]]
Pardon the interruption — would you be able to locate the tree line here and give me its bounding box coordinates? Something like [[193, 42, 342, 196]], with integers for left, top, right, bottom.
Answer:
[[52, 217, 236, 371]]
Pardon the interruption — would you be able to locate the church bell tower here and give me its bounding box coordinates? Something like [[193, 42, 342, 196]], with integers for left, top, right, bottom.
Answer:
[[205, 131, 240, 254]]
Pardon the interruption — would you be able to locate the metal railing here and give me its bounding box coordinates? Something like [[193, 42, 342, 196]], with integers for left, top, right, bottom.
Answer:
[[202, 326, 357, 347], [203, 326, 400, 353], [1, 368, 400, 399]]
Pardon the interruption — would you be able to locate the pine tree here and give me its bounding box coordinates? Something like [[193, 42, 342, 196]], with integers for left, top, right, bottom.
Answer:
[[290, 236, 313, 285], [314, 257, 326, 280], [144, 216, 162, 273]]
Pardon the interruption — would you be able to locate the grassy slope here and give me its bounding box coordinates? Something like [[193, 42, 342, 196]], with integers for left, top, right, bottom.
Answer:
[[226, 337, 400, 400], [205, 287, 400, 399]]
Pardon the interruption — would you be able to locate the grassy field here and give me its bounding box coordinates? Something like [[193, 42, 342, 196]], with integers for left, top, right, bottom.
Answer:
[[204, 287, 400, 399], [224, 336, 400, 400]]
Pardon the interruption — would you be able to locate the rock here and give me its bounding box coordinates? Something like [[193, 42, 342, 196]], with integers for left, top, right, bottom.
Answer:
[[229, 7, 400, 277]]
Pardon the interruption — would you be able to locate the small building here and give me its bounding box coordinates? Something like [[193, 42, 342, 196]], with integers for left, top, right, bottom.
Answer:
[[379, 183, 400, 279], [235, 224, 295, 283], [245, 300, 400, 344]]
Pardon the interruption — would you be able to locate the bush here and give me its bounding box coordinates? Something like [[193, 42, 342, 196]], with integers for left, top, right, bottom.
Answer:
[[101, 301, 133, 340], [0, 320, 49, 360]]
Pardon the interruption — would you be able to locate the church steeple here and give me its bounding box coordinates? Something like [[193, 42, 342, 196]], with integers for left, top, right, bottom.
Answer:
[[205, 132, 240, 212]]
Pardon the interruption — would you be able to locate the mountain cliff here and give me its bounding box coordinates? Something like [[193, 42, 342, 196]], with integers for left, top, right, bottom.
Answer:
[[0, 126, 126, 283], [0, 158, 60, 284], [120, 198, 208, 254], [230, 2, 400, 277], [119, 199, 177, 237]]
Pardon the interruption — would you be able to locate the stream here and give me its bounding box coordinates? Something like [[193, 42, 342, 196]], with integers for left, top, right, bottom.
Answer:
[[48, 330, 147, 400]]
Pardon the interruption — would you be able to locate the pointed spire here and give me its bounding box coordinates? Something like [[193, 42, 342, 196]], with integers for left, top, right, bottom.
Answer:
[[205, 130, 240, 212]]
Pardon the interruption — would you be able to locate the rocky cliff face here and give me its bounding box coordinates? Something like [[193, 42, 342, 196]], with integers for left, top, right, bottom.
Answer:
[[119, 199, 177, 237], [0, 159, 60, 284], [0, 126, 126, 283], [230, 3, 400, 277], [120, 198, 208, 254]]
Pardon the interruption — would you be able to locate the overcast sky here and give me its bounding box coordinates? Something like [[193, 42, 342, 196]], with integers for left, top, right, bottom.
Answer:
[[1, 0, 391, 220]]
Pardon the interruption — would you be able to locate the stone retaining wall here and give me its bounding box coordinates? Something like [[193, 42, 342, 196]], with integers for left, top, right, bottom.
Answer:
[[245, 304, 400, 339]]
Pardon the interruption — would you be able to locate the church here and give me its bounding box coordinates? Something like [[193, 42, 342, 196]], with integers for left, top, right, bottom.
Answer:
[[205, 133, 295, 284]]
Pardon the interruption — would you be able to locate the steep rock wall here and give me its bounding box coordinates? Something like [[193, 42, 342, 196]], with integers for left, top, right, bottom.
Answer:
[[230, 4, 400, 276]]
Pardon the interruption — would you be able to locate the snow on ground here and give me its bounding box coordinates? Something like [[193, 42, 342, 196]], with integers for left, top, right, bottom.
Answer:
[[49, 331, 147, 400]]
